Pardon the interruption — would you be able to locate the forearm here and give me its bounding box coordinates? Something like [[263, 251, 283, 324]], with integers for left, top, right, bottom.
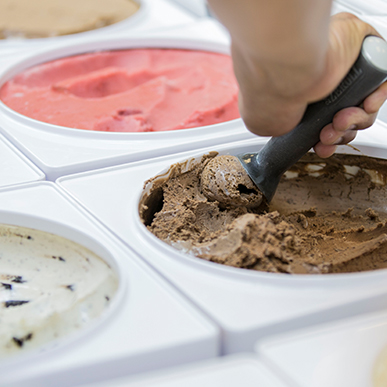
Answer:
[[208, 0, 332, 66]]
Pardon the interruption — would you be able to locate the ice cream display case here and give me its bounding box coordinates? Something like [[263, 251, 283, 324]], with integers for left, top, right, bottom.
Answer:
[[1, 2, 387, 386], [0, 21, 255, 181], [0, 182, 218, 386], [57, 122, 387, 355]]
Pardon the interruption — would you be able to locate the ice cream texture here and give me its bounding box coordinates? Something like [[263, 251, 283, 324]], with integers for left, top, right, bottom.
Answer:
[[201, 155, 264, 209], [0, 49, 239, 132], [0, 224, 118, 358], [0, 0, 139, 39], [140, 152, 387, 274]]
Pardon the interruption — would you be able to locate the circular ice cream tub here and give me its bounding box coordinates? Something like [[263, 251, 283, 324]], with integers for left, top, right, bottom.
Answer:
[[0, 34, 240, 138], [0, 0, 148, 48], [135, 140, 387, 289], [0, 210, 126, 368], [0, 34, 251, 179]]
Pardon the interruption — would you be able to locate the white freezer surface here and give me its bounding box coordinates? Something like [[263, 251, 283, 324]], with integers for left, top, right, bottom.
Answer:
[[334, 0, 387, 15], [57, 120, 387, 354], [256, 309, 387, 387], [167, 0, 211, 17], [0, 132, 44, 187], [0, 182, 218, 387], [80, 355, 291, 387]]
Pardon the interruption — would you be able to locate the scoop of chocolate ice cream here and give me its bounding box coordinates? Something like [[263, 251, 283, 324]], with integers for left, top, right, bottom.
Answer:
[[200, 155, 263, 208]]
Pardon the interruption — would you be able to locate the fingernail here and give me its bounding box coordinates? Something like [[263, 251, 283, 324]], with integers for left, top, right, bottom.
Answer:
[[333, 137, 344, 145], [347, 124, 357, 131]]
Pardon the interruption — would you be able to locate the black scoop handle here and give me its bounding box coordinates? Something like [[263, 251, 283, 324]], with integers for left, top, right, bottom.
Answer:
[[254, 36, 387, 201]]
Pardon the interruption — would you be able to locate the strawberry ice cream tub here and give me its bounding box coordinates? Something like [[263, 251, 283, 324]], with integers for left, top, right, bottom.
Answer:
[[0, 23, 255, 180]]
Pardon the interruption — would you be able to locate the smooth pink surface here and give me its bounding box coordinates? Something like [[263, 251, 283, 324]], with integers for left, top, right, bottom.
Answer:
[[0, 49, 240, 132]]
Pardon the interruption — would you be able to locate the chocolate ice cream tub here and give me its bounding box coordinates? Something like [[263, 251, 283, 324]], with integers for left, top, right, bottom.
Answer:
[[0, 182, 218, 386], [0, 132, 45, 188], [256, 307, 387, 387], [58, 124, 387, 354], [0, 210, 123, 361], [0, 21, 255, 181]]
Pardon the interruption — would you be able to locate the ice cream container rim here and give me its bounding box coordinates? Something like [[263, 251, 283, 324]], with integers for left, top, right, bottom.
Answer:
[[0, 35, 241, 140], [0, 0, 148, 46], [0, 210, 127, 369], [254, 308, 387, 387], [135, 140, 387, 288]]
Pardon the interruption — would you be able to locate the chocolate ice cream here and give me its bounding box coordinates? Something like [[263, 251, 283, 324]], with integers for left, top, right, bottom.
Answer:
[[201, 155, 264, 209], [139, 152, 387, 274]]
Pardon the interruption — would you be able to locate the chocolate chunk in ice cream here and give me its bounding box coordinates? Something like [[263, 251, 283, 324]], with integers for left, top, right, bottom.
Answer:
[[0, 224, 118, 358], [140, 152, 387, 275]]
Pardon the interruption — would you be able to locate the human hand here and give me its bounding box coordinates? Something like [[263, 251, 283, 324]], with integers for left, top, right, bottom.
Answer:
[[313, 13, 387, 158], [230, 11, 387, 158]]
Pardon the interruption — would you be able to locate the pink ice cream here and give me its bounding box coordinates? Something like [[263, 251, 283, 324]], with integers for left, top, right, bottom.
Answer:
[[0, 49, 240, 132]]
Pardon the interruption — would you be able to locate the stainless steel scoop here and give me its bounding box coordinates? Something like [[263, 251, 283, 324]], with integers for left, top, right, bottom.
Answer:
[[238, 36, 387, 203]]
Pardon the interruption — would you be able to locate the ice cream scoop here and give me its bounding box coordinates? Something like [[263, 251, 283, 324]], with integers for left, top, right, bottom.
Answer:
[[202, 36, 387, 206], [201, 154, 263, 208]]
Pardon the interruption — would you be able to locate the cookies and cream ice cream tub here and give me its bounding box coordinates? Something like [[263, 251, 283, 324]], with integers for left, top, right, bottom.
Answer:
[[0, 213, 120, 359], [0, 183, 218, 386]]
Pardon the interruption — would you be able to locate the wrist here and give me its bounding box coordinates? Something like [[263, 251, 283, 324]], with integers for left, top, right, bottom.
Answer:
[[239, 90, 308, 137], [233, 43, 325, 136]]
